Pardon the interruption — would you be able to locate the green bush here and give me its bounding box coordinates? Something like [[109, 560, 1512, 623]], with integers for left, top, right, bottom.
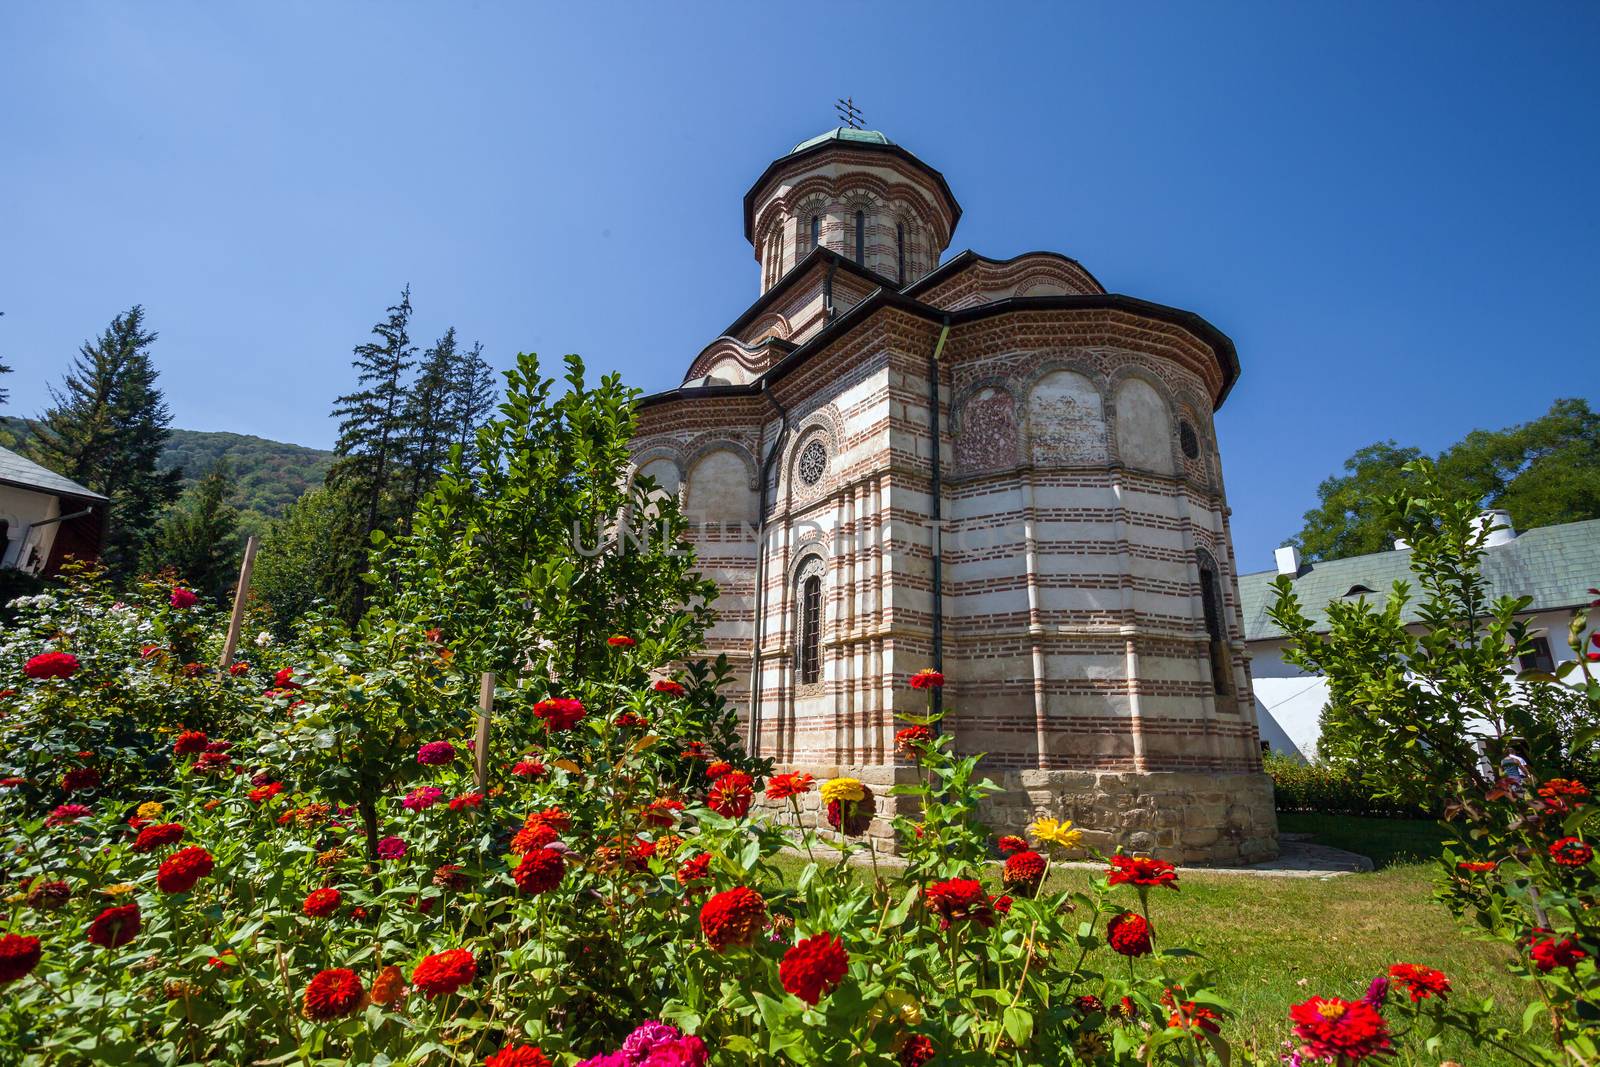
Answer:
[[1264, 752, 1433, 818]]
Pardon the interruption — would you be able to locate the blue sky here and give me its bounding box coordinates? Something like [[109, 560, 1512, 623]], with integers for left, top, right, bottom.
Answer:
[[3, 2, 1596, 571]]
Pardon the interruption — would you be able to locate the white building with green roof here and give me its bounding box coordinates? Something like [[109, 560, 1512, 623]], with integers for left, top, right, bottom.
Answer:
[[1239, 514, 1600, 760]]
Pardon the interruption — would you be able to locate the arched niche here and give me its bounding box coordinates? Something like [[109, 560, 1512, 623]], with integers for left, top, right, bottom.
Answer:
[[1026, 369, 1107, 466], [684, 448, 758, 523], [1113, 377, 1175, 475]]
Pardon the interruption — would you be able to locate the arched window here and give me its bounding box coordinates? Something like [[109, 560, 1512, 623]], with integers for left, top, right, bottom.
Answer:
[[854, 211, 865, 265], [799, 574, 822, 684], [1197, 554, 1231, 695], [896, 223, 905, 283], [810, 215, 820, 251]]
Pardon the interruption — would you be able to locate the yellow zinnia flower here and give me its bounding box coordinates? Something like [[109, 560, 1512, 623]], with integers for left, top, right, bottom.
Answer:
[[1028, 816, 1083, 850], [136, 801, 164, 820], [101, 883, 137, 897], [820, 777, 866, 805]]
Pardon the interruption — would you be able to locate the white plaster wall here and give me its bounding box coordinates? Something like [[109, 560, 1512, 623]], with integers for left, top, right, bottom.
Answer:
[[1114, 379, 1175, 476], [0, 486, 62, 572]]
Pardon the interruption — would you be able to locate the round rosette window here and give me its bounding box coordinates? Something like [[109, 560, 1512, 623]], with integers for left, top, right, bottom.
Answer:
[[798, 440, 827, 485]]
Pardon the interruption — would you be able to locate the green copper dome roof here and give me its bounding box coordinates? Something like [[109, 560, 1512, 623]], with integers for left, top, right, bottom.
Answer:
[[789, 127, 894, 154]]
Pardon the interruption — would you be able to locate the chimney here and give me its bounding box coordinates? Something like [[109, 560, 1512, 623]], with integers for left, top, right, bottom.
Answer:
[[1274, 545, 1302, 577], [1473, 509, 1517, 548]]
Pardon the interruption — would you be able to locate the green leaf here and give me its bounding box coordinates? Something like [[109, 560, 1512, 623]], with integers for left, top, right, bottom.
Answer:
[[1002, 1004, 1033, 1047]]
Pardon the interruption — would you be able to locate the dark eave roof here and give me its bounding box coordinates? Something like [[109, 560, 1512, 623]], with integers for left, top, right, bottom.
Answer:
[[742, 138, 963, 243], [641, 284, 1241, 411], [717, 245, 901, 341], [902, 249, 1108, 299], [0, 445, 108, 505]]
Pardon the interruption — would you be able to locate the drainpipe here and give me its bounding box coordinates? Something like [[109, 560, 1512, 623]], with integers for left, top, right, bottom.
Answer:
[[746, 378, 791, 756], [926, 318, 950, 723], [823, 260, 836, 321]]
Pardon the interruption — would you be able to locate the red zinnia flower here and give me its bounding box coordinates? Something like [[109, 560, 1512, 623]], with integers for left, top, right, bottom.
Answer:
[[533, 697, 585, 731], [705, 761, 733, 780], [61, 767, 101, 792], [228, 661, 251, 676], [524, 807, 570, 833], [708, 771, 753, 817], [45, 803, 90, 826], [652, 679, 687, 697], [132, 822, 186, 852], [170, 588, 198, 609], [514, 847, 565, 895], [908, 669, 944, 690], [483, 1049, 553, 1062], [273, 667, 301, 689], [626, 838, 657, 870], [677, 852, 711, 887], [615, 711, 649, 729], [86, 903, 141, 948], [1549, 837, 1593, 867], [302, 968, 364, 1020], [1075, 994, 1105, 1014], [172, 730, 208, 756], [249, 782, 283, 803], [924, 878, 995, 928], [449, 792, 484, 812], [894, 725, 935, 755], [1108, 854, 1179, 890], [766, 772, 815, 800], [1289, 996, 1393, 1061], [24, 652, 79, 680], [0, 934, 42, 983], [997, 835, 1028, 856], [485, 1046, 553, 1067], [699, 886, 766, 951], [303, 887, 342, 918], [417, 741, 456, 765], [606, 635, 635, 648], [1538, 778, 1589, 803], [1387, 962, 1450, 1002], [780, 932, 848, 1005], [27, 880, 69, 911], [1002, 850, 1047, 890], [157, 846, 215, 894], [511, 759, 546, 778], [411, 948, 476, 998], [1530, 932, 1588, 972], [192, 751, 232, 774], [993, 894, 1014, 915], [643, 797, 685, 827], [1169, 1000, 1222, 1037], [899, 1034, 936, 1067], [1457, 860, 1497, 873], [1107, 912, 1153, 957], [511, 822, 558, 855]]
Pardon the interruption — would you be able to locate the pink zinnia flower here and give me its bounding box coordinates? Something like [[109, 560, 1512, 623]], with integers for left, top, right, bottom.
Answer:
[[375, 836, 407, 860], [416, 741, 455, 766]]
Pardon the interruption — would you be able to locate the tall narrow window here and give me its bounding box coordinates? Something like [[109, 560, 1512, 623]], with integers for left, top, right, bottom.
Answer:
[[854, 211, 865, 265], [810, 215, 820, 251], [800, 575, 822, 683], [1199, 563, 1231, 695], [1519, 635, 1555, 673], [896, 223, 905, 283]]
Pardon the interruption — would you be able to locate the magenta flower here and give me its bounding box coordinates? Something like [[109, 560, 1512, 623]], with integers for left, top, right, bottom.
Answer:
[[170, 588, 198, 609], [416, 741, 456, 766], [374, 836, 407, 860], [45, 803, 91, 826], [403, 786, 445, 811]]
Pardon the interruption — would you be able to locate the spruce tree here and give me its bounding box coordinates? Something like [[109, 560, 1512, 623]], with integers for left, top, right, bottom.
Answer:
[[448, 340, 496, 471], [29, 305, 182, 574], [397, 326, 458, 522], [143, 458, 242, 598], [329, 286, 416, 614]]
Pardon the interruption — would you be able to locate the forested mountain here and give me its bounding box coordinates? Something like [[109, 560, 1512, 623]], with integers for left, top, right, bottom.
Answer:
[[2, 416, 334, 526]]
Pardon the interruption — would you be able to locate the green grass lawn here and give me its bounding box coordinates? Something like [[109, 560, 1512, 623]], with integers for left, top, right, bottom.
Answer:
[[779, 816, 1538, 1063]]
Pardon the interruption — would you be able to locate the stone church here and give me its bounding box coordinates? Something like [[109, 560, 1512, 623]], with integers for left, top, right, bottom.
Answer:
[[628, 126, 1278, 864]]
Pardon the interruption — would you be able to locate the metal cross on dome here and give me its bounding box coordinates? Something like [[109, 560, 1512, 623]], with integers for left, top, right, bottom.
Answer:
[[835, 97, 863, 130]]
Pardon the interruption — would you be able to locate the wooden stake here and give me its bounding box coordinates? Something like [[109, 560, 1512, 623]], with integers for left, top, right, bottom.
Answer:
[[218, 534, 259, 669], [474, 672, 495, 793]]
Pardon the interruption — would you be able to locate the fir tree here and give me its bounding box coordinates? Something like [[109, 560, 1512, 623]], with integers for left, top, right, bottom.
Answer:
[[29, 305, 182, 574], [0, 310, 13, 407], [143, 458, 242, 598], [329, 286, 415, 613], [448, 340, 496, 471], [397, 326, 459, 522], [252, 481, 367, 629]]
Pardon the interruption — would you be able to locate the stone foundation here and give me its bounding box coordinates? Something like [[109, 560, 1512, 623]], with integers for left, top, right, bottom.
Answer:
[[760, 764, 1279, 866]]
